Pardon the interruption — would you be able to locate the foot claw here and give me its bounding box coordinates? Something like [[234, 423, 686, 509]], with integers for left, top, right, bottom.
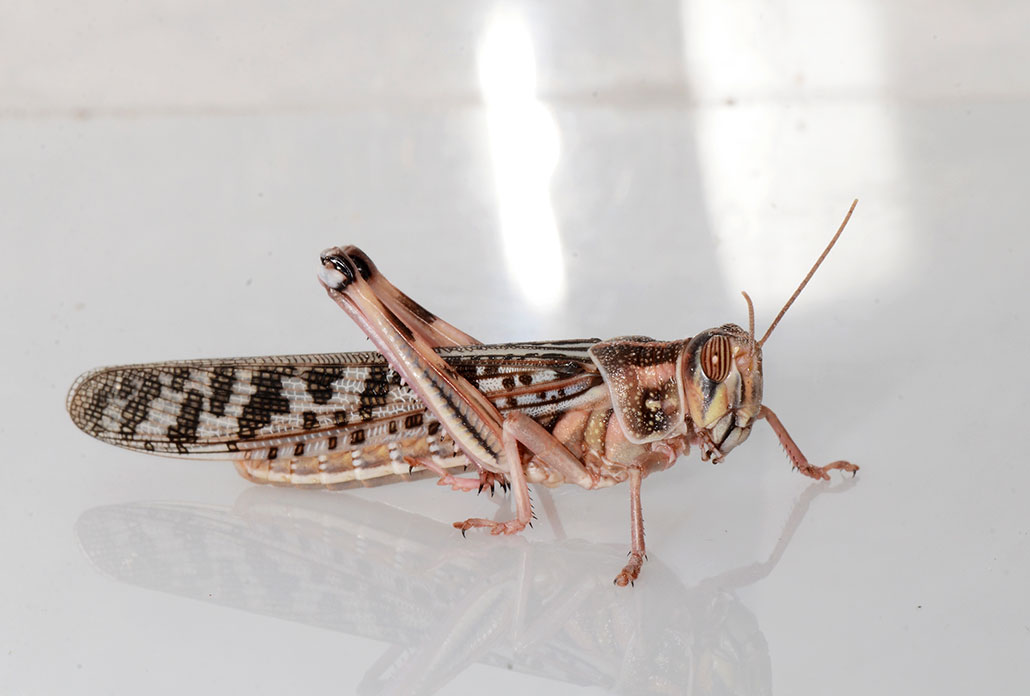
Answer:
[[472, 470, 506, 496], [613, 551, 646, 587], [798, 460, 859, 481], [454, 517, 528, 537]]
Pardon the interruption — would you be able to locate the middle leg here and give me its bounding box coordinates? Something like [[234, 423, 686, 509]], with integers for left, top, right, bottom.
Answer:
[[614, 466, 646, 587], [406, 456, 508, 494], [453, 416, 533, 535], [453, 411, 597, 534], [613, 446, 678, 586]]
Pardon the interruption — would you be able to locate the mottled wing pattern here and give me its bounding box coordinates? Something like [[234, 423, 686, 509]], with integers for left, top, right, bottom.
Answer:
[[68, 352, 408, 457], [68, 340, 603, 488]]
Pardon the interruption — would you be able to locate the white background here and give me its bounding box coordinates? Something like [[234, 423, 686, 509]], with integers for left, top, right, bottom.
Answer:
[[3, 1, 1028, 694]]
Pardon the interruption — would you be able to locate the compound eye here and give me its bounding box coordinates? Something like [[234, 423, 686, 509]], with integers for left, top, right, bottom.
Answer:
[[700, 335, 732, 382]]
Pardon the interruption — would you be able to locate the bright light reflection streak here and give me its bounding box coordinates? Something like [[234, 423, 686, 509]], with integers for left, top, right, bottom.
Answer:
[[478, 10, 565, 310]]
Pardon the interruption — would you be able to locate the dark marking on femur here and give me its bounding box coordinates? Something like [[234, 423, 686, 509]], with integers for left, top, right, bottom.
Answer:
[[701, 335, 732, 382], [208, 366, 235, 417], [398, 294, 438, 325], [404, 413, 424, 429], [427, 421, 440, 436], [381, 305, 415, 342], [238, 369, 293, 440], [501, 376, 516, 391], [388, 420, 398, 434], [349, 250, 373, 280], [440, 363, 465, 386], [350, 429, 366, 445], [518, 373, 533, 386], [303, 366, 345, 405], [294, 443, 305, 456], [168, 389, 203, 445], [328, 436, 338, 450], [268, 446, 279, 460]]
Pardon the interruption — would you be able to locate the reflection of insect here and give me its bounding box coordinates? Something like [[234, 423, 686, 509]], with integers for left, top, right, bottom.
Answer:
[[68, 201, 860, 586], [77, 481, 851, 695]]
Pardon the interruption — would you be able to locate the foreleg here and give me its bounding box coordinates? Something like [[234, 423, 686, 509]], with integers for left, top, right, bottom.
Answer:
[[759, 405, 859, 480], [452, 411, 597, 533], [406, 456, 508, 494]]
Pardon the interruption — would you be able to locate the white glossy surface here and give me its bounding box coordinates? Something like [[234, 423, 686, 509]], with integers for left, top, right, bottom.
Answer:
[[3, 2, 1029, 694]]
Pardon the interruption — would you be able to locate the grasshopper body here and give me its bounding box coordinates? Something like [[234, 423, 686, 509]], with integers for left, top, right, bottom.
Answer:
[[68, 202, 859, 585]]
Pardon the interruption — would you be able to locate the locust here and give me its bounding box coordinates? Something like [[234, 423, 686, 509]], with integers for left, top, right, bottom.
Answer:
[[67, 201, 860, 586]]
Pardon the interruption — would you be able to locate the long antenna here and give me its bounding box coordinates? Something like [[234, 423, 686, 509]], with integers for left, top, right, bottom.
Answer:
[[758, 199, 858, 347]]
